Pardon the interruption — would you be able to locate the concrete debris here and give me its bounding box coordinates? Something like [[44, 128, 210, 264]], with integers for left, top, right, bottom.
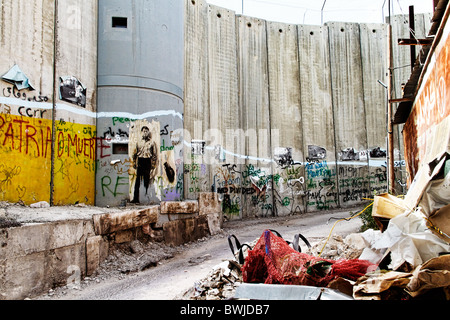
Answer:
[[306, 234, 365, 260], [95, 240, 177, 276], [30, 201, 50, 208], [182, 260, 243, 300]]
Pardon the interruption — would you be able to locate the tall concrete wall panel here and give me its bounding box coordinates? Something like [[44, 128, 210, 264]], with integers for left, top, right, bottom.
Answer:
[[207, 5, 240, 163], [53, 0, 98, 205], [0, 0, 97, 206], [207, 6, 242, 219], [237, 15, 273, 218], [181, 4, 423, 217], [0, 0, 55, 204], [327, 22, 370, 207], [359, 23, 389, 196], [184, 0, 211, 200], [298, 25, 338, 212], [267, 22, 305, 217]]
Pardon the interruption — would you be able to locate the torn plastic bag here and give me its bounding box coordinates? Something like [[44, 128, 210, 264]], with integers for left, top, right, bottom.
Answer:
[[371, 209, 450, 270]]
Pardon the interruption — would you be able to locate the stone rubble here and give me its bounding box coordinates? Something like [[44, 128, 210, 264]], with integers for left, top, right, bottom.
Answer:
[[306, 234, 366, 261], [182, 260, 243, 300]]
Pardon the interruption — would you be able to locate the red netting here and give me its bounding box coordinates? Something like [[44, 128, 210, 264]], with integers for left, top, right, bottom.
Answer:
[[242, 230, 376, 287]]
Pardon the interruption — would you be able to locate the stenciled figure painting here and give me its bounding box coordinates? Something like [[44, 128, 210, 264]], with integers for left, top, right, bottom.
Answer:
[[129, 120, 160, 204]]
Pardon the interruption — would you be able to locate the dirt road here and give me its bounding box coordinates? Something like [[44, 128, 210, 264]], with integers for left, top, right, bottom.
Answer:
[[35, 209, 364, 300]]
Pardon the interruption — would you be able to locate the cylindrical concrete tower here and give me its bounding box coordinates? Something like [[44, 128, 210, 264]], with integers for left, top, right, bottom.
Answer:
[[96, 0, 184, 207]]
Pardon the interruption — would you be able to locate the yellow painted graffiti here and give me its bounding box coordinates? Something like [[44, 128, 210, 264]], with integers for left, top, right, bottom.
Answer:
[[0, 113, 96, 205]]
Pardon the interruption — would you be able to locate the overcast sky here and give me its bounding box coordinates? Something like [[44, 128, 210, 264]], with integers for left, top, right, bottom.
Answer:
[[206, 0, 435, 25]]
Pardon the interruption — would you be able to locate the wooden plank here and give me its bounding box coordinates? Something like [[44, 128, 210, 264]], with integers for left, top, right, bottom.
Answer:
[[398, 38, 433, 45], [389, 97, 414, 103]]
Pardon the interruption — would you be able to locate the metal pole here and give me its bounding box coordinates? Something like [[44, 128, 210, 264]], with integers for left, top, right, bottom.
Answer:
[[409, 6, 416, 73], [321, 0, 327, 25], [387, 0, 395, 195]]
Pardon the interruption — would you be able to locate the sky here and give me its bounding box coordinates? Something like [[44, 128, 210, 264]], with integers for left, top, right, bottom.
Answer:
[[206, 0, 435, 25]]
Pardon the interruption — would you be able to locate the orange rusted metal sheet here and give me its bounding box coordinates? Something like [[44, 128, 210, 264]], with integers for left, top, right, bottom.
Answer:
[[403, 30, 450, 184]]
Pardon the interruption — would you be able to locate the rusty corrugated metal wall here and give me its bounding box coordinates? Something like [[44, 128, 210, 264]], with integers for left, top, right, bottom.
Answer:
[[403, 7, 450, 183]]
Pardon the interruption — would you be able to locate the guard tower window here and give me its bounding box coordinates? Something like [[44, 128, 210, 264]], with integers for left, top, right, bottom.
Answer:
[[112, 17, 128, 28], [113, 143, 129, 155]]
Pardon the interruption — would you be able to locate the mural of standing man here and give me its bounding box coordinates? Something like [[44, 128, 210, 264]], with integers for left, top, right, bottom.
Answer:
[[129, 120, 160, 203]]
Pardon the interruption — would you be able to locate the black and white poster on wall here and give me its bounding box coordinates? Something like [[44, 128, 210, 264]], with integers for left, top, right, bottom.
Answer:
[[59, 76, 87, 108]]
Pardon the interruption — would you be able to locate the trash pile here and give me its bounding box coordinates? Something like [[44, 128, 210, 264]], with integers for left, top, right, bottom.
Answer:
[[350, 153, 450, 300], [184, 153, 449, 300]]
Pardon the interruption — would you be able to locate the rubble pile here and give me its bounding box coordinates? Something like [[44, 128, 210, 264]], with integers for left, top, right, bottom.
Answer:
[[307, 234, 366, 261], [94, 240, 178, 277], [183, 260, 243, 300]]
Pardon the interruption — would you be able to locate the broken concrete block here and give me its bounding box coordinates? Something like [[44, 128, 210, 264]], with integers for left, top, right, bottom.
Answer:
[[86, 236, 109, 276], [206, 213, 222, 236], [163, 216, 209, 246], [161, 201, 199, 214], [114, 229, 137, 244], [157, 212, 198, 227], [93, 206, 159, 235], [0, 251, 47, 300], [199, 193, 221, 216], [199, 193, 223, 235], [142, 224, 164, 242]]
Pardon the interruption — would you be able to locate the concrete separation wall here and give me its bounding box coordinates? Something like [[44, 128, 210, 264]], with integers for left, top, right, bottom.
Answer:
[[0, 0, 432, 217], [183, 0, 431, 220], [0, 193, 221, 300], [0, 0, 98, 206]]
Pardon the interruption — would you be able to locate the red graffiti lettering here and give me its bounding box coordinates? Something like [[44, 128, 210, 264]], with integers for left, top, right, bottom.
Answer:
[[3, 123, 14, 150], [26, 125, 39, 157], [58, 131, 65, 157]]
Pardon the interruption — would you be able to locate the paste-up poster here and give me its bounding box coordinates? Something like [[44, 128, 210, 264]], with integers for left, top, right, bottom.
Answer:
[[161, 149, 177, 189], [59, 76, 87, 107], [129, 120, 160, 203]]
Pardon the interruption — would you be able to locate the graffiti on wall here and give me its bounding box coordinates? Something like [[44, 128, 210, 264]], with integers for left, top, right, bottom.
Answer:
[[96, 116, 184, 204], [183, 140, 394, 218], [53, 119, 96, 205], [0, 112, 96, 205]]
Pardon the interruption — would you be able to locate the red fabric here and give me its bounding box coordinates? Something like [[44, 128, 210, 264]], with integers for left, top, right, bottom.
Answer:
[[242, 230, 376, 287]]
